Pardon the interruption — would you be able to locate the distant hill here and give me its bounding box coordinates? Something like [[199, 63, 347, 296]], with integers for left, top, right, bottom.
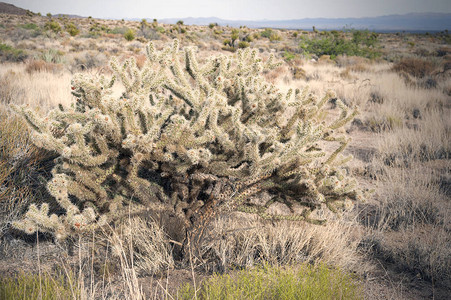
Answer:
[[1, 1, 449, 33], [54, 14, 85, 19], [156, 13, 451, 32], [0, 1, 30, 15]]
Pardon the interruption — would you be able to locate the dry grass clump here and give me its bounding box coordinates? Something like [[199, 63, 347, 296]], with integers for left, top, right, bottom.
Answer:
[[0, 64, 73, 109], [108, 216, 175, 276], [376, 111, 450, 166], [360, 105, 451, 287], [25, 59, 63, 74], [201, 214, 367, 274], [392, 57, 436, 78]]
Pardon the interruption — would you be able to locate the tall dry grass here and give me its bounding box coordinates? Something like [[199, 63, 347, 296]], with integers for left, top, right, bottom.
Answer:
[[0, 63, 74, 109]]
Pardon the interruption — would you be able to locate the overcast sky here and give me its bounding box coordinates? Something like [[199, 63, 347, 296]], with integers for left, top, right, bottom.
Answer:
[[4, 0, 451, 20]]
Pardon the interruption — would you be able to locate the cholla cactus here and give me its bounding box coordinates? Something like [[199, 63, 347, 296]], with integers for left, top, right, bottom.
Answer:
[[12, 39, 360, 242]]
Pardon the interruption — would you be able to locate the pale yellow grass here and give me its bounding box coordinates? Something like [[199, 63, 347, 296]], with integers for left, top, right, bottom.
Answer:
[[203, 213, 369, 274], [0, 63, 73, 109]]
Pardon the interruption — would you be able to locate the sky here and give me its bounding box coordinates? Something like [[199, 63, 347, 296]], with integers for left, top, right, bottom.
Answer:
[[4, 0, 451, 20]]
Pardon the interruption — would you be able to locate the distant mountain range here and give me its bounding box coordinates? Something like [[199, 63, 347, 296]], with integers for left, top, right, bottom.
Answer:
[[0, 1, 30, 15], [156, 13, 451, 32], [0, 2, 449, 32]]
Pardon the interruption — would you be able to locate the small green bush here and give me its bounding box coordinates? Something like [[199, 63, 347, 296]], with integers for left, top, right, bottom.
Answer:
[[20, 23, 39, 30], [0, 43, 27, 62], [261, 28, 273, 39], [65, 22, 80, 36], [269, 33, 282, 42], [39, 48, 65, 64], [44, 20, 62, 33], [124, 28, 136, 41], [178, 263, 362, 300], [299, 30, 380, 59], [238, 41, 250, 48], [156, 26, 165, 34], [283, 50, 296, 61], [110, 26, 128, 35]]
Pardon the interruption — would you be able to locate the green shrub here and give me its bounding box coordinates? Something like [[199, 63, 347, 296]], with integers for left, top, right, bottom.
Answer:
[[0, 43, 27, 62], [238, 41, 250, 48], [110, 26, 128, 35], [156, 26, 165, 33], [20, 23, 39, 31], [44, 20, 62, 33], [12, 40, 360, 254], [39, 48, 65, 64], [178, 263, 362, 300], [228, 28, 239, 47], [65, 22, 80, 36], [269, 33, 282, 42], [124, 28, 136, 41], [283, 50, 295, 61], [209, 23, 218, 29], [299, 30, 380, 59], [261, 28, 273, 39]]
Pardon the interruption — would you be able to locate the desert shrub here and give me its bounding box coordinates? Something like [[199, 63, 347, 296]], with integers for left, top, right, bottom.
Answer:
[[110, 26, 128, 35], [392, 57, 435, 78], [19, 23, 39, 31], [11, 40, 360, 257], [291, 66, 306, 80], [238, 41, 250, 48], [155, 26, 165, 34], [0, 43, 27, 62], [87, 22, 110, 38], [299, 30, 380, 59], [65, 22, 80, 36], [139, 26, 160, 40], [283, 50, 296, 62], [269, 33, 282, 42], [70, 51, 107, 71], [25, 60, 63, 74], [209, 23, 218, 29], [12, 23, 42, 39], [39, 48, 65, 64], [260, 28, 274, 39], [178, 263, 362, 300], [124, 28, 136, 41], [44, 20, 62, 34]]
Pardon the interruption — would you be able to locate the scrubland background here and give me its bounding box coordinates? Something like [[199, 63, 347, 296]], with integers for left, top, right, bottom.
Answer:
[[0, 12, 450, 299]]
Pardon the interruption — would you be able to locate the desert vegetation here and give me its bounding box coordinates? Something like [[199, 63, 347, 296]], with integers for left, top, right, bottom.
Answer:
[[0, 10, 450, 300]]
